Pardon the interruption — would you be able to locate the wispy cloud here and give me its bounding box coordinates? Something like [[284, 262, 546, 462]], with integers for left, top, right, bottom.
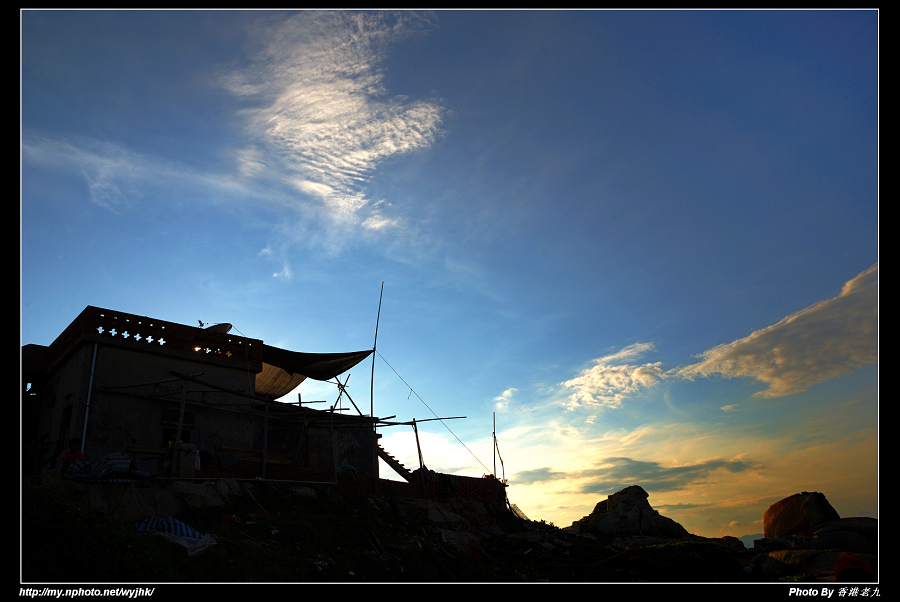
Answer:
[[677, 264, 878, 397], [560, 342, 665, 410], [511, 456, 753, 492], [223, 11, 445, 239], [573, 456, 754, 495], [23, 136, 155, 212], [514, 466, 566, 484], [22, 135, 264, 212], [23, 12, 446, 277]]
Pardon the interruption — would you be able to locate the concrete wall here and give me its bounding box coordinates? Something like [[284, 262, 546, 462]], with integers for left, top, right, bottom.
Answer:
[[29, 343, 95, 471], [63, 338, 260, 474]]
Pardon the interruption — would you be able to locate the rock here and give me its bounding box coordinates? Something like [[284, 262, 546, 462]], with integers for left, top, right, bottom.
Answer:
[[752, 549, 877, 581], [290, 486, 317, 497], [214, 478, 241, 497], [820, 516, 878, 539], [711, 535, 747, 554], [763, 492, 840, 538], [586, 485, 689, 538], [427, 505, 467, 525], [507, 531, 543, 544], [754, 549, 843, 580], [172, 480, 225, 507], [598, 540, 746, 582], [439, 528, 481, 558], [754, 516, 878, 556], [752, 494, 877, 581], [813, 526, 877, 555]]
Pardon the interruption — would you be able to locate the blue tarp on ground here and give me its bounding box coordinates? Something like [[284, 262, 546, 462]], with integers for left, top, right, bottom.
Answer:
[[136, 516, 217, 556]]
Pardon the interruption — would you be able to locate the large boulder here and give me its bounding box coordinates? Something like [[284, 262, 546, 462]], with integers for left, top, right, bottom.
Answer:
[[586, 485, 689, 538], [753, 516, 878, 556], [763, 492, 840, 538]]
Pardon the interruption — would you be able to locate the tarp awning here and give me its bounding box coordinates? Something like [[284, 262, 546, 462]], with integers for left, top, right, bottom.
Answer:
[[255, 346, 374, 398]]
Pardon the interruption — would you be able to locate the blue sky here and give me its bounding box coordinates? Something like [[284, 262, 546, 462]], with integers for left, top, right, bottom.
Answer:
[[21, 10, 878, 538]]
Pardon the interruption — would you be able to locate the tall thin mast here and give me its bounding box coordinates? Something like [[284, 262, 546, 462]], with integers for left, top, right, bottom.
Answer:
[[371, 281, 384, 417]]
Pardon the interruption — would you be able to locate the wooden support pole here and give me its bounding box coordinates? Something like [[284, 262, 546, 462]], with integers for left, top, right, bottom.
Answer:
[[261, 400, 268, 478], [172, 378, 187, 476], [413, 419, 427, 498]]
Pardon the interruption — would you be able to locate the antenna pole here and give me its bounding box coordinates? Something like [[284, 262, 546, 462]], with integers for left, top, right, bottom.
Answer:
[[493, 412, 496, 478], [371, 281, 383, 417], [371, 282, 384, 491]]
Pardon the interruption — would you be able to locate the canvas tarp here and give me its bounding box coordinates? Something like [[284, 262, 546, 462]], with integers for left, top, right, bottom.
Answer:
[[255, 346, 373, 398]]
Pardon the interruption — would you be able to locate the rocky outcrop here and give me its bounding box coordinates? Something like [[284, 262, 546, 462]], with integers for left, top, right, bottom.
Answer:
[[583, 485, 689, 539], [563, 486, 878, 582], [751, 492, 877, 581], [763, 491, 840, 538]]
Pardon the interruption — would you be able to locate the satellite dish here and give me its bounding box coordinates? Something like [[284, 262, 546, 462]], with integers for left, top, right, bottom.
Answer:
[[204, 323, 232, 334]]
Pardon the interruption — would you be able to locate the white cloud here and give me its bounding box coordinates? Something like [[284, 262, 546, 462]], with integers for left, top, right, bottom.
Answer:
[[677, 265, 878, 398], [223, 11, 445, 238], [561, 342, 666, 410], [361, 214, 397, 231], [293, 179, 334, 198], [23, 13, 446, 275], [494, 387, 518, 411], [559, 265, 878, 409], [272, 260, 293, 280]]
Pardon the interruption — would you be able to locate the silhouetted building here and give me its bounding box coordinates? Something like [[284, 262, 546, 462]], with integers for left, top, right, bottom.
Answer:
[[23, 306, 509, 509], [22, 306, 378, 480]]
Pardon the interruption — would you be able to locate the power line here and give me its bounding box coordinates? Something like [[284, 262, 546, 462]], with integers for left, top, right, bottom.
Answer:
[[376, 350, 491, 475]]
